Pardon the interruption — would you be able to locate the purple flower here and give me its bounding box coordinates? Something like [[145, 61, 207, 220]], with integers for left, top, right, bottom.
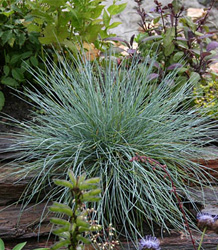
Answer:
[[139, 235, 161, 250], [197, 212, 216, 229]]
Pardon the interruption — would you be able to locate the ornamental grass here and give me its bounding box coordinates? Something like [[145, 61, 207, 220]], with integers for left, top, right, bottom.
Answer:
[[3, 52, 217, 242]]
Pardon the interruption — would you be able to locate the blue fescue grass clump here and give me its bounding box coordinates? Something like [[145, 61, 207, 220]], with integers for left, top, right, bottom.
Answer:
[[4, 53, 217, 241]]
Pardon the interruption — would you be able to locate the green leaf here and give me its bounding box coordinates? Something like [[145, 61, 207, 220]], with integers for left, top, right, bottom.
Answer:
[[53, 179, 74, 189], [107, 3, 127, 16], [18, 33, 26, 47], [180, 17, 196, 31], [1, 77, 19, 87], [76, 216, 90, 228], [173, 52, 184, 62], [172, 0, 182, 14], [84, 189, 101, 196], [12, 242, 27, 250], [49, 202, 73, 217], [78, 226, 90, 232], [49, 206, 73, 216], [52, 226, 70, 235], [203, 25, 209, 33], [27, 23, 41, 33], [1, 30, 13, 45], [79, 177, 100, 190], [3, 65, 10, 76], [51, 240, 70, 250], [5, 54, 10, 63], [68, 170, 77, 186], [82, 189, 101, 201], [91, 5, 104, 19], [76, 235, 91, 245], [50, 217, 71, 227], [0, 91, 5, 111], [39, 24, 68, 44], [83, 177, 100, 184], [0, 238, 5, 250], [81, 196, 101, 202], [79, 183, 99, 190], [163, 27, 175, 47], [1, 10, 14, 17], [103, 10, 110, 27], [153, 16, 160, 24], [84, 24, 103, 42], [30, 56, 39, 67], [164, 44, 175, 56], [10, 54, 21, 64], [178, 67, 188, 73], [12, 68, 24, 81], [190, 72, 201, 85], [8, 37, 15, 47], [78, 173, 86, 183], [21, 51, 32, 59], [107, 22, 122, 29]]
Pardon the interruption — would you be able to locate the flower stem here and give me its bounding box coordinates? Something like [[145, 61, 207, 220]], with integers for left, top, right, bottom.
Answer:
[[197, 227, 207, 250]]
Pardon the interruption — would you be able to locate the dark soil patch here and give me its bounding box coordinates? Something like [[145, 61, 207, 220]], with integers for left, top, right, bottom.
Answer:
[[0, 87, 33, 133]]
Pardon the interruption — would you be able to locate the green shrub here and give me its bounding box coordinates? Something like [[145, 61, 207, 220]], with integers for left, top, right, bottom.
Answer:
[[0, 0, 43, 109], [0, 0, 126, 111], [7, 53, 217, 241], [24, 0, 126, 51]]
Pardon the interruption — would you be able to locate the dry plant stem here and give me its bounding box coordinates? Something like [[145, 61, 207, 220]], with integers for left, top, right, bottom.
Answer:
[[130, 154, 197, 250]]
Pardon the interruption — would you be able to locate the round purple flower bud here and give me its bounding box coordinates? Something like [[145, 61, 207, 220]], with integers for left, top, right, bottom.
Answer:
[[139, 235, 161, 250], [197, 212, 215, 229]]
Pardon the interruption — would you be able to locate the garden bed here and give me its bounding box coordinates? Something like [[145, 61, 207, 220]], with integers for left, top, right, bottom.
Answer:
[[0, 135, 218, 249]]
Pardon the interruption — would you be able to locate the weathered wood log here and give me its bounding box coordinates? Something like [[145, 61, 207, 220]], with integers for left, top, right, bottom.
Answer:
[[3, 232, 218, 250], [0, 163, 33, 206], [0, 135, 22, 160], [0, 202, 51, 239], [0, 135, 218, 244]]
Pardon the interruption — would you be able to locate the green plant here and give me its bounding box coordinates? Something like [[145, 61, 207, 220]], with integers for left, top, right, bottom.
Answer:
[[194, 79, 218, 118], [0, 0, 127, 111], [135, 0, 218, 83], [24, 0, 126, 51], [109, 0, 218, 86], [6, 53, 217, 242], [0, 238, 48, 250], [49, 171, 102, 250], [0, 0, 43, 110]]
